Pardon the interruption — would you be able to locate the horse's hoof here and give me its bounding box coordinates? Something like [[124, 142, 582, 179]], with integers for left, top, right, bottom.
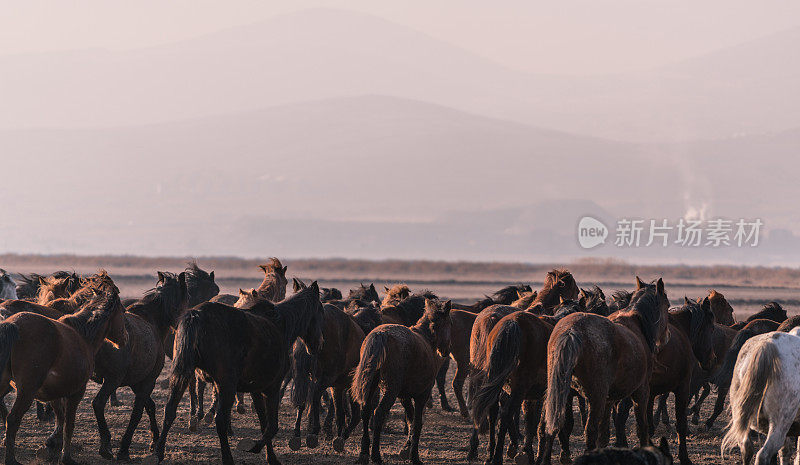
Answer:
[[459, 408, 469, 418], [398, 448, 410, 460], [237, 438, 260, 453], [117, 452, 132, 462], [288, 436, 302, 451], [466, 451, 477, 462], [515, 452, 531, 465], [559, 452, 571, 465], [307, 434, 319, 449], [333, 437, 346, 452], [188, 417, 198, 432], [99, 444, 114, 460], [236, 404, 247, 414], [355, 454, 369, 465], [61, 456, 81, 465], [142, 454, 161, 465]]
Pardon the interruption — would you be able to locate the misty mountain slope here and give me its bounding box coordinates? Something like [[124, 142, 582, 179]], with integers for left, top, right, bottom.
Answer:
[[1, 8, 798, 141]]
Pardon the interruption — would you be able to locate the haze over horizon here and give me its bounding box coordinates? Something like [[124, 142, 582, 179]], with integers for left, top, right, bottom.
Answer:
[[2, 3, 798, 265]]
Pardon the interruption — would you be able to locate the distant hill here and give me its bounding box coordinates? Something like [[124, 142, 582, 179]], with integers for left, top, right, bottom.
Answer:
[[1, 9, 799, 141]]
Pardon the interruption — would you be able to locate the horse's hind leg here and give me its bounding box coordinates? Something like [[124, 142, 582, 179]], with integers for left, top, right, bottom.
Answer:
[[705, 384, 728, 429], [117, 382, 156, 461], [235, 392, 246, 414], [655, 394, 670, 429], [453, 360, 470, 417], [4, 386, 35, 465], [45, 398, 65, 452], [370, 388, 399, 464], [289, 393, 306, 450], [144, 395, 160, 451], [691, 382, 710, 425], [307, 382, 324, 448], [436, 358, 453, 411], [408, 393, 428, 465], [154, 374, 191, 462], [614, 398, 632, 448], [188, 373, 199, 431], [92, 380, 119, 459], [322, 389, 336, 439], [756, 423, 791, 465], [59, 389, 85, 465], [398, 397, 415, 460], [631, 387, 652, 448], [491, 393, 522, 465], [213, 382, 237, 465], [515, 399, 539, 465], [674, 387, 693, 465]]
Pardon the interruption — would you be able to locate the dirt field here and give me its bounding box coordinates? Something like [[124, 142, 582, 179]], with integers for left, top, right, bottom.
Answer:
[[4, 359, 746, 465]]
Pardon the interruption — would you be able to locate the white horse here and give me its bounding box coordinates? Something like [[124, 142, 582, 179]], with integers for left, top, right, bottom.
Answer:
[[0, 269, 17, 300], [722, 327, 800, 465]]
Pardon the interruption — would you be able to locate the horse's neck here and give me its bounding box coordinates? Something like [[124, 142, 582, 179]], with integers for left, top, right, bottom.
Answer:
[[410, 321, 437, 351], [62, 308, 113, 353], [273, 297, 310, 346], [611, 312, 652, 350], [130, 301, 173, 341], [669, 312, 692, 338]]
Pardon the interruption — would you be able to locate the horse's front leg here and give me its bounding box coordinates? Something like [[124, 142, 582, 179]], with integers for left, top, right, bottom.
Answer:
[[92, 380, 119, 459], [631, 386, 652, 448], [213, 382, 237, 465]]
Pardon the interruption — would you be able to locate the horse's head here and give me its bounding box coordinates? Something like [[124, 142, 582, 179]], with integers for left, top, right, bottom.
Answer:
[[421, 298, 452, 358], [579, 285, 609, 316], [300, 281, 325, 356], [630, 277, 671, 352], [680, 296, 717, 370], [551, 297, 584, 319], [320, 287, 342, 302], [349, 283, 379, 303], [184, 261, 219, 306], [154, 271, 189, 322], [381, 284, 410, 308], [0, 269, 17, 300], [292, 277, 307, 293], [705, 289, 735, 326], [347, 301, 382, 334], [88, 273, 128, 348], [235, 288, 262, 309], [538, 269, 579, 312], [259, 257, 288, 294], [511, 290, 537, 309]]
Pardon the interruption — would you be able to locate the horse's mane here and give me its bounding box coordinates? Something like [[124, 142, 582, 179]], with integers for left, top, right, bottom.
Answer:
[[551, 299, 584, 320], [627, 289, 663, 352], [581, 286, 609, 316], [745, 301, 786, 323], [492, 284, 531, 305], [674, 298, 710, 341], [128, 272, 185, 327], [269, 284, 320, 348], [60, 290, 120, 344]]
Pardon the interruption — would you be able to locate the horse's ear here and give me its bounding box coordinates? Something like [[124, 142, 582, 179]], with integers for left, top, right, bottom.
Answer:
[[635, 276, 645, 290], [384, 286, 390, 292], [559, 295, 565, 305], [441, 300, 451, 314], [701, 296, 711, 312], [657, 436, 671, 457], [209, 271, 215, 281], [251, 289, 259, 298], [281, 266, 288, 275], [178, 271, 187, 292], [598, 287, 605, 300], [516, 290, 525, 299], [157, 271, 165, 283], [239, 288, 246, 296], [258, 264, 268, 273], [38, 276, 47, 286], [684, 296, 690, 305], [310, 281, 319, 291], [579, 288, 588, 300], [656, 278, 665, 295], [369, 283, 376, 292]]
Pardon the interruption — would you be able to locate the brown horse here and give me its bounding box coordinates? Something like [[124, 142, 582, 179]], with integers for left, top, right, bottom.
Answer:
[[92, 271, 189, 461], [470, 298, 587, 465], [528, 269, 579, 314], [706, 290, 736, 326], [153, 282, 325, 465], [614, 297, 717, 465], [686, 321, 738, 425], [0, 276, 127, 465], [730, 301, 786, 330], [351, 298, 452, 465], [539, 278, 669, 465], [256, 257, 288, 302], [381, 284, 410, 308]]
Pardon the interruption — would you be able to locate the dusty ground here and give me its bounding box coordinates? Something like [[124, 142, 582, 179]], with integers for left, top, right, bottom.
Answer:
[[3, 360, 747, 465]]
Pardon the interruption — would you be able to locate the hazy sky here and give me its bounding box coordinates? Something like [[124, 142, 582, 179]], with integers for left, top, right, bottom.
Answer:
[[4, 0, 800, 74]]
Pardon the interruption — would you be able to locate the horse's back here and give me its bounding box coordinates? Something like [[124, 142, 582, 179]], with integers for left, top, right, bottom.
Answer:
[[0, 299, 64, 320], [369, 324, 440, 395]]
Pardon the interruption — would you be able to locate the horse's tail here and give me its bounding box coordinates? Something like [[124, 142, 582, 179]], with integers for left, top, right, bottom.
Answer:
[[721, 337, 781, 455], [171, 309, 201, 390], [0, 322, 20, 375], [713, 328, 757, 388], [290, 340, 316, 410], [471, 318, 520, 427], [544, 329, 582, 435], [351, 331, 387, 406]]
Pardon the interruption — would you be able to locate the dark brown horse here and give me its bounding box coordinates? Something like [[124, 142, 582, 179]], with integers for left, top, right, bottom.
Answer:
[[153, 282, 325, 465], [256, 257, 289, 302], [686, 321, 738, 425], [703, 315, 782, 429], [470, 298, 586, 465], [289, 300, 366, 452], [351, 298, 452, 465], [381, 284, 411, 308], [539, 278, 669, 465], [614, 297, 716, 465], [0, 275, 127, 465], [13, 271, 81, 301], [92, 271, 189, 461], [528, 269, 579, 314], [706, 290, 736, 326], [730, 301, 786, 330]]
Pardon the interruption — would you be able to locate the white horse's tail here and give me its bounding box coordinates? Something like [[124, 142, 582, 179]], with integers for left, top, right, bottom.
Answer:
[[721, 337, 781, 455]]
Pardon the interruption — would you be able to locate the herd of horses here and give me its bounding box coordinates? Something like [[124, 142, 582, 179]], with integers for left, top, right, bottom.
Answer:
[[0, 262, 796, 465]]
